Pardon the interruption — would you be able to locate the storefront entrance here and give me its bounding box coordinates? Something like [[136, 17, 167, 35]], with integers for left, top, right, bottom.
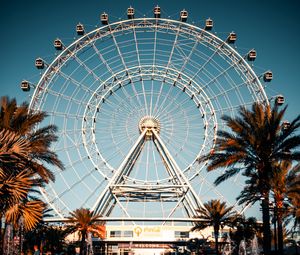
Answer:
[[93, 240, 187, 255]]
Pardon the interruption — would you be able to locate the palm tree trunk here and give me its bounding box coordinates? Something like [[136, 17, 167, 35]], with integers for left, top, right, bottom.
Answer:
[[277, 212, 284, 255], [261, 196, 271, 255], [273, 215, 277, 252], [80, 230, 86, 255], [214, 226, 219, 255], [0, 214, 3, 255]]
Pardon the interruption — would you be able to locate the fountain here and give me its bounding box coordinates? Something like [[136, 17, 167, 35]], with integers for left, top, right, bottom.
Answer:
[[251, 235, 259, 255], [222, 234, 232, 255], [238, 240, 246, 255]]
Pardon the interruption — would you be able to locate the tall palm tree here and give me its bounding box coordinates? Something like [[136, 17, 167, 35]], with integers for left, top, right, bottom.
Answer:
[[270, 161, 300, 255], [191, 199, 238, 255], [66, 208, 105, 255], [284, 163, 300, 237], [200, 102, 300, 255], [0, 96, 64, 253], [236, 162, 299, 255]]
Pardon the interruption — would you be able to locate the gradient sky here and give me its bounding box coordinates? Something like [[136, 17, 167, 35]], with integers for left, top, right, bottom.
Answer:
[[1, 0, 300, 121], [1, 0, 300, 219]]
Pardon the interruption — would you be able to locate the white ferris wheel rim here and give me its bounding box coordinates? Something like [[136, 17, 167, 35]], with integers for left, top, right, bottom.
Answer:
[[29, 17, 268, 218]]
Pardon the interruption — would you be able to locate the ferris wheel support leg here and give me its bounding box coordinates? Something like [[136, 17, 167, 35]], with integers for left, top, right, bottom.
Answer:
[[161, 194, 186, 226], [153, 139, 197, 216], [92, 129, 147, 215], [152, 130, 204, 215]]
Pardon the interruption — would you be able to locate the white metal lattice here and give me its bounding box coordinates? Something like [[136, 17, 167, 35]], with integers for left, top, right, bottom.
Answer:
[[29, 17, 269, 223]]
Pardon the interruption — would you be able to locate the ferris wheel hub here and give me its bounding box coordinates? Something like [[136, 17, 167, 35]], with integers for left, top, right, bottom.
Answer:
[[139, 116, 160, 139]]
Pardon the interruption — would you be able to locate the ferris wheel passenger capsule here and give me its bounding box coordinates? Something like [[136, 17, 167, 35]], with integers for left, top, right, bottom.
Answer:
[[20, 80, 30, 91], [127, 7, 134, 19], [154, 5, 161, 18], [247, 49, 256, 61], [76, 23, 84, 35], [275, 95, 285, 106], [35, 58, 44, 69], [282, 121, 290, 130], [101, 12, 109, 25], [227, 32, 237, 43], [54, 38, 63, 50], [263, 71, 273, 82], [180, 9, 188, 22], [205, 18, 213, 30]]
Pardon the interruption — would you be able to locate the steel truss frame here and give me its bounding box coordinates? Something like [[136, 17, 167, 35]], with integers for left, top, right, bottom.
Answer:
[[91, 125, 204, 222]]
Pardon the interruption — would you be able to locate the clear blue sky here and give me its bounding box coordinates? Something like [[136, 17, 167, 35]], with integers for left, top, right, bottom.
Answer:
[[1, 0, 300, 219], [1, 0, 299, 121]]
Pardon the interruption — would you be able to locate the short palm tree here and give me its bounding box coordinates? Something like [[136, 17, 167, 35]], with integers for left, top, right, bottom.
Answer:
[[191, 199, 238, 255], [200, 102, 300, 254], [23, 209, 68, 254], [66, 208, 105, 255]]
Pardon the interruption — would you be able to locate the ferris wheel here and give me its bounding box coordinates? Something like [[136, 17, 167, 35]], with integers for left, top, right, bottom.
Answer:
[[22, 6, 274, 222]]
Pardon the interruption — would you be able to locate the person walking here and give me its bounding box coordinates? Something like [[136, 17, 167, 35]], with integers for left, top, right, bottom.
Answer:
[[33, 245, 40, 255]]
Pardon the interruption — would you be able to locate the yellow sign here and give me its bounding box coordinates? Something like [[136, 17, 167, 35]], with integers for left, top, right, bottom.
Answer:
[[133, 226, 142, 237], [144, 226, 160, 233], [133, 226, 161, 237]]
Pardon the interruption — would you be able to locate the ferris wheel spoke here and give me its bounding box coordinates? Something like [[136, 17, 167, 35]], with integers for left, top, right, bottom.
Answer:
[[56, 69, 97, 96], [131, 21, 149, 112], [81, 178, 107, 206], [213, 101, 254, 115], [47, 184, 72, 214], [109, 25, 149, 115], [190, 48, 222, 81], [168, 37, 201, 90], [152, 22, 158, 67], [55, 172, 87, 205], [91, 43, 145, 111], [201, 60, 239, 91], [153, 85, 182, 119], [156, 92, 193, 123], [209, 78, 251, 101], [92, 43, 116, 75], [70, 52, 104, 84], [56, 168, 97, 199], [115, 83, 146, 113], [152, 24, 181, 117], [42, 88, 86, 109], [99, 90, 142, 118]]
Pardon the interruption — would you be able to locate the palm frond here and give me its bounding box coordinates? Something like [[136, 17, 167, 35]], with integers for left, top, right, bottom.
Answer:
[[214, 167, 242, 185]]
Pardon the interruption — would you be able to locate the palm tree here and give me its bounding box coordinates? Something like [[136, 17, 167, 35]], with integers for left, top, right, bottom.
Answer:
[[23, 207, 68, 254], [200, 102, 300, 254], [269, 161, 299, 255], [66, 208, 105, 255], [236, 162, 299, 255], [0, 97, 64, 182], [191, 199, 238, 255], [0, 96, 64, 253], [284, 163, 300, 239]]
